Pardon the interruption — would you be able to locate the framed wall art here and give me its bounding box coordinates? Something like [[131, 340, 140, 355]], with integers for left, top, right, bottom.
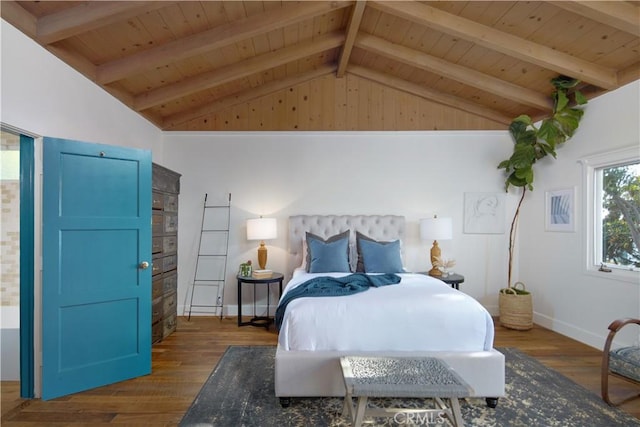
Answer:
[[545, 187, 576, 232], [463, 192, 506, 234]]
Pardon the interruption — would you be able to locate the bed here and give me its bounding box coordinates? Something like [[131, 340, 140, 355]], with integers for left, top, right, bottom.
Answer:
[[274, 215, 505, 407]]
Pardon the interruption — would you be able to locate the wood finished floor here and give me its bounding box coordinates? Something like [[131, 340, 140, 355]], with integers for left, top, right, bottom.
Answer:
[[2, 316, 639, 425]]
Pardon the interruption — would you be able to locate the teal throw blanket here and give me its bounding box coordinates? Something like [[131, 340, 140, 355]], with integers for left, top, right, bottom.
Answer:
[[275, 273, 401, 331]]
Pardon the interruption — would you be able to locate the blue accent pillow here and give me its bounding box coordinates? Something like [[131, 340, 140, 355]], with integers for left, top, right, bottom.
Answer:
[[359, 237, 403, 273], [307, 231, 351, 273], [305, 230, 350, 270], [356, 231, 381, 272]]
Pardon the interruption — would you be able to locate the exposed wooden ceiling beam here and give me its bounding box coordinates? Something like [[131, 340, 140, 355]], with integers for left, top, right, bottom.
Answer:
[[554, 1, 640, 37], [135, 32, 345, 111], [0, 1, 37, 38], [370, 0, 618, 89], [97, 1, 352, 84], [164, 65, 336, 129], [36, 2, 174, 44], [618, 62, 640, 86], [349, 65, 511, 125], [356, 33, 551, 111], [337, 0, 367, 78]]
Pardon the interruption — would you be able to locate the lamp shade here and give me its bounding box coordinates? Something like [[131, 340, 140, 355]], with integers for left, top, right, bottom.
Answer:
[[420, 216, 453, 241], [246, 217, 278, 241]]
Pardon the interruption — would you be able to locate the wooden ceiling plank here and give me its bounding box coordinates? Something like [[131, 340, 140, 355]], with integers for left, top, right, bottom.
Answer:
[[97, 1, 351, 84], [358, 1, 380, 33], [398, 21, 427, 51], [120, 6, 174, 59], [136, 32, 345, 111], [312, 6, 331, 39], [221, 0, 255, 62], [599, 33, 640, 66], [554, 1, 640, 37], [282, 15, 301, 76], [348, 65, 511, 125], [618, 62, 640, 86], [356, 33, 551, 110], [174, 2, 210, 35], [36, 1, 174, 44], [141, 36, 340, 111], [384, 13, 412, 46], [164, 64, 336, 129], [337, 0, 367, 77], [0, 1, 37, 38], [156, 3, 197, 41], [222, 1, 249, 21], [370, 0, 618, 89], [493, 1, 553, 39], [267, 28, 286, 56], [198, 1, 230, 29]]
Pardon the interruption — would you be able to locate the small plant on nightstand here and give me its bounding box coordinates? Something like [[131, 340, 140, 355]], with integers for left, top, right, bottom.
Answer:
[[434, 257, 456, 276]]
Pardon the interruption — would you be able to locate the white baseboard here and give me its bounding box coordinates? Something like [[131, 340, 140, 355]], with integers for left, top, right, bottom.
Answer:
[[178, 304, 275, 318], [1, 328, 20, 380], [533, 312, 606, 350], [484, 304, 499, 317]]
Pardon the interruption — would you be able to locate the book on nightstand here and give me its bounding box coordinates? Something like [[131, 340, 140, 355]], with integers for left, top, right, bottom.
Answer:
[[252, 269, 273, 279]]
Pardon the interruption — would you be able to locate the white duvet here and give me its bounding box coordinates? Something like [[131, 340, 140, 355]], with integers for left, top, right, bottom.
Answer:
[[277, 270, 495, 352]]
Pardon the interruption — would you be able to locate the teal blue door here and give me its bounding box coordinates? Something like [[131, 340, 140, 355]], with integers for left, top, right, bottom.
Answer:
[[42, 137, 152, 400]]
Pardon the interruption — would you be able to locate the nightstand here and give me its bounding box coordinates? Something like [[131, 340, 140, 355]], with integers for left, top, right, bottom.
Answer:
[[418, 272, 464, 290], [439, 273, 464, 290], [237, 272, 284, 329]]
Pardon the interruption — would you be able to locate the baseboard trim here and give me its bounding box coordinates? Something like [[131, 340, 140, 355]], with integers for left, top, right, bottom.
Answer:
[[533, 312, 607, 350]]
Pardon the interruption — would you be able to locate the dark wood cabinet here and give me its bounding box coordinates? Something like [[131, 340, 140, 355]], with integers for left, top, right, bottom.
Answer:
[[152, 163, 181, 343]]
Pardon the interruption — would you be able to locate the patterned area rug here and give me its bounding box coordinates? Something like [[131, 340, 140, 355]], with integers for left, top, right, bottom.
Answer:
[[179, 346, 640, 426]]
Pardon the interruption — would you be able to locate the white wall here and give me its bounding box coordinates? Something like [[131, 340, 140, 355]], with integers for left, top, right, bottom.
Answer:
[[1, 307, 20, 380], [1, 20, 162, 155], [1, 19, 164, 381], [518, 80, 640, 349], [162, 131, 516, 319], [163, 82, 639, 350]]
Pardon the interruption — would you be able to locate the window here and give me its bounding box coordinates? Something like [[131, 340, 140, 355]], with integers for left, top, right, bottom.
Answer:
[[582, 146, 640, 279]]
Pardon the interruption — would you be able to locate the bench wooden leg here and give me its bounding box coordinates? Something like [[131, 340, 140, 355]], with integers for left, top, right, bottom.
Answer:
[[434, 397, 463, 427], [353, 396, 368, 427], [449, 397, 465, 427], [342, 393, 355, 423]]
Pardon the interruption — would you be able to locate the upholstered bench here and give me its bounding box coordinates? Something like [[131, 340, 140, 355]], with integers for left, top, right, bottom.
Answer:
[[602, 318, 640, 406], [340, 356, 473, 427]]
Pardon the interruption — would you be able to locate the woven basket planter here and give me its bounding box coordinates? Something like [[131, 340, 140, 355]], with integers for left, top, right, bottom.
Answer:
[[499, 282, 533, 330]]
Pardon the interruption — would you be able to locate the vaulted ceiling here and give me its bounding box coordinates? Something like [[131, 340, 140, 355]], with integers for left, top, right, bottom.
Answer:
[[2, 1, 639, 131]]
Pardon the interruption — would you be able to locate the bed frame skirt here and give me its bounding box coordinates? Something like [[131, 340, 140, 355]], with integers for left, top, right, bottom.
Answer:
[[274, 344, 505, 399]]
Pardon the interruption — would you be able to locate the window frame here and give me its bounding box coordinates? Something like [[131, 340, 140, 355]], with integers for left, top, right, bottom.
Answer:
[[581, 145, 639, 283]]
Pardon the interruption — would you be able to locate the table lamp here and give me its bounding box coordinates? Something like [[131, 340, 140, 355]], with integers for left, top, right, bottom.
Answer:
[[420, 215, 452, 277], [246, 217, 277, 270]]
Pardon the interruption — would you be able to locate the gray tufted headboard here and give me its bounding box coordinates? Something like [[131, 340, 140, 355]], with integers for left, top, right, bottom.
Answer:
[[288, 215, 405, 273]]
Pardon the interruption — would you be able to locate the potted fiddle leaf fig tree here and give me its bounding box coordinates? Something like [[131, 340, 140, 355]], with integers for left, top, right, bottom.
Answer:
[[497, 76, 587, 330]]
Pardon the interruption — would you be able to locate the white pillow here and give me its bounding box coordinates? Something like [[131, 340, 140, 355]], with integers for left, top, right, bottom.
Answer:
[[298, 238, 308, 270]]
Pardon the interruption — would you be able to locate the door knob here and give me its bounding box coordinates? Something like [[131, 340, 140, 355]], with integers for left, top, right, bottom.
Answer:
[[139, 261, 150, 270]]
